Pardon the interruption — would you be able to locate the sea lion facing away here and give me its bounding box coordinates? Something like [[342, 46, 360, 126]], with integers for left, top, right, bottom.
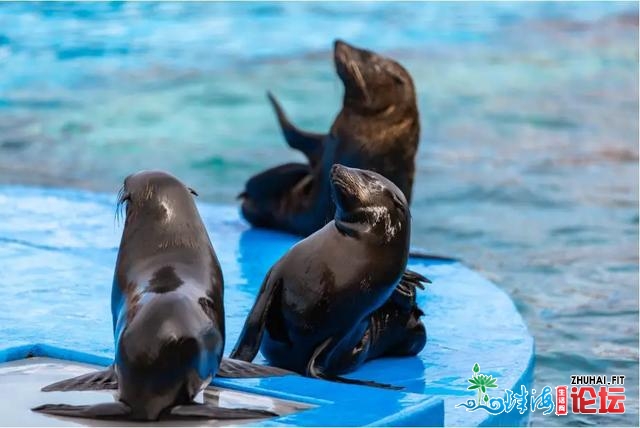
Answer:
[[240, 39, 420, 237], [32, 171, 287, 421], [232, 165, 427, 388]]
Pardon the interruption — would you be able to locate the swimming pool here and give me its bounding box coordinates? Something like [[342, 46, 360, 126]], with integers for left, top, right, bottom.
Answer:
[[1, 184, 537, 426], [0, 2, 637, 426]]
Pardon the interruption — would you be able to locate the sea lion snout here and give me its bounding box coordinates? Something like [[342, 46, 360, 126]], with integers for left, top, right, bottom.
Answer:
[[330, 163, 347, 179], [330, 164, 390, 198], [330, 164, 363, 203], [333, 39, 370, 65], [333, 39, 355, 64]]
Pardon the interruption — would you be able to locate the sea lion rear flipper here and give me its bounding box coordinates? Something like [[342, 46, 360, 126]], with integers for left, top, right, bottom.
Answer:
[[391, 270, 430, 313], [217, 358, 295, 378], [400, 269, 431, 290], [229, 270, 281, 362], [408, 250, 458, 262], [31, 402, 130, 419], [306, 337, 403, 391], [267, 91, 325, 167], [41, 366, 117, 392], [169, 404, 277, 419], [243, 163, 310, 200]]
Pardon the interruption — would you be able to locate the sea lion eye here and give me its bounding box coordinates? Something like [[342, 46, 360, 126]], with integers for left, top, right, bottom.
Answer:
[[117, 185, 132, 204], [390, 193, 406, 212], [387, 67, 405, 85], [188, 187, 198, 197]]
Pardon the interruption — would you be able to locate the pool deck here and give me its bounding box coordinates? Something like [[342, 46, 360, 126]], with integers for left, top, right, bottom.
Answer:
[[0, 185, 535, 426]]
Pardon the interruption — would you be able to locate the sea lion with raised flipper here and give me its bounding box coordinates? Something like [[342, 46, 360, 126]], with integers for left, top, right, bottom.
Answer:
[[240, 39, 420, 237], [231, 165, 427, 388], [32, 171, 288, 421]]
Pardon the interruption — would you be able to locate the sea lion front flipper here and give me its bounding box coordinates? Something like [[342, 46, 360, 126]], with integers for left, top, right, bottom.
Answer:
[[41, 366, 118, 392], [217, 358, 295, 378], [230, 271, 281, 362], [267, 91, 325, 167], [169, 404, 277, 419], [306, 337, 403, 391], [31, 402, 130, 419]]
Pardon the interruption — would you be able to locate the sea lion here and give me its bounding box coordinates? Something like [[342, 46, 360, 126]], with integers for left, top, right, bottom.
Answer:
[[231, 165, 427, 387], [240, 39, 420, 237], [32, 171, 287, 421]]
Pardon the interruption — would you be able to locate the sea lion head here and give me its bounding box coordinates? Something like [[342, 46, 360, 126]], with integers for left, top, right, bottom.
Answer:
[[117, 170, 204, 248], [334, 39, 416, 114], [330, 164, 409, 243], [118, 170, 199, 225]]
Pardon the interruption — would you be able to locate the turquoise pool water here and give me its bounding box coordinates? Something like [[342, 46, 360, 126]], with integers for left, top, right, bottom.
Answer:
[[0, 2, 638, 426]]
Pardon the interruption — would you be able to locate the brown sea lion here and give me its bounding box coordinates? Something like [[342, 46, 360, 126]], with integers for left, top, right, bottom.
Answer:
[[240, 39, 420, 237]]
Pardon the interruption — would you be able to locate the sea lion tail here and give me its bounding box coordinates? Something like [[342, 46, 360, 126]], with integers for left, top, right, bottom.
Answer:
[[229, 269, 280, 362], [267, 91, 325, 167]]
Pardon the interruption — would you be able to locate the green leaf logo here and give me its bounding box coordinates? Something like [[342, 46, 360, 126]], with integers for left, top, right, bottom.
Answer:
[[466, 364, 498, 406]]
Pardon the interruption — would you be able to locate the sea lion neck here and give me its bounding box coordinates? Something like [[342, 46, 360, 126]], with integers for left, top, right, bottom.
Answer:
[[336, 97, 417, 134], [334, 215, 371, 239], [334, 206, 407, 246], [121, 201, 206, 250]]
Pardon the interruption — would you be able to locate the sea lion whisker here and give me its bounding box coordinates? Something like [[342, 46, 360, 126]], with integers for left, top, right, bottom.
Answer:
[[115, 186, 130, 225]]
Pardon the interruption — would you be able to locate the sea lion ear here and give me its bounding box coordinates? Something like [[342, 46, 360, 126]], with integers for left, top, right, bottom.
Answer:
[[188, 187, 199, 197]]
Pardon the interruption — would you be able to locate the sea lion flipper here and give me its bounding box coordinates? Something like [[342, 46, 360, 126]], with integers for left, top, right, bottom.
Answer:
[[169, 404, 277, 419], [217, 358, 295, 378], [230, 271, 281, 362], [267, 91, 325, 167], [41, 366, 118, 392], [244, 162, 310, 200], [408, 250, 458, 262], [306, 337, 403, 390], [318, 374, 404, 391], [400, 269, 431, 291], [31, 402, 130, 419], [389, 269, 431, 312]]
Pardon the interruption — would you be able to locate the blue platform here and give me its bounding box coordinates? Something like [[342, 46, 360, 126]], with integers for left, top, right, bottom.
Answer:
[[0, 185, 534, 426]]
